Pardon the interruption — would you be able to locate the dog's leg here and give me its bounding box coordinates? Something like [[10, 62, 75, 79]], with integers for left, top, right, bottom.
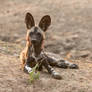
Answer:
[[42, 59, 62, 79], [23, 45, 34, 73], [46, 56, 79, 69], [20, 53, 33, 73], [56, 59, 79, 69], [23, 57, 32, 73]]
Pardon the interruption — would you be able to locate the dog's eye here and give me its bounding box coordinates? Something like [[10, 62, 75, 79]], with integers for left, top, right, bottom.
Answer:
[[29, 32, 33, 36]]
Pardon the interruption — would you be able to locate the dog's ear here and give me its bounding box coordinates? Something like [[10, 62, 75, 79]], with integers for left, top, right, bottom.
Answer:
[[39, 15, 51, 32], [25, 12, 35, 29]]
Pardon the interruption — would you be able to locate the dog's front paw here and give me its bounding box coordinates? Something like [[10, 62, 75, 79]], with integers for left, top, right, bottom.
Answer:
[[24, 65, 32, 73], [52, 71, 62, 80]]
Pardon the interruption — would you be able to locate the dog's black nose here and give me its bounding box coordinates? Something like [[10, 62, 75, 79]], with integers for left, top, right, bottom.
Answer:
[[31, 39, 37, 44]]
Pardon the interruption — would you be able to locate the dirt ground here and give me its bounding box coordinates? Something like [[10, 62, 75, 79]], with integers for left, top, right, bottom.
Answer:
[[0, 0, 92, 92]]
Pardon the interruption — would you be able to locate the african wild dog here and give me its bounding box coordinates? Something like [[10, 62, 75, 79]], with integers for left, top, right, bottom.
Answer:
[[20, 12, 79, 79]]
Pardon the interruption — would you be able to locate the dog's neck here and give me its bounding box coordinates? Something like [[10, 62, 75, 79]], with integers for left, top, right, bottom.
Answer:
[[31, 44, 43, 57]]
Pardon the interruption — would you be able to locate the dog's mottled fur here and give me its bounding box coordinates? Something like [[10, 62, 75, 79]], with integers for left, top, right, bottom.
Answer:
[[20, 13, 78, 79]]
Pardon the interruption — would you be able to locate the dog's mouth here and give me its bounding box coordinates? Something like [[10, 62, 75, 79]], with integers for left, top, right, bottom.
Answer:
[[31, 39, 37, 44]]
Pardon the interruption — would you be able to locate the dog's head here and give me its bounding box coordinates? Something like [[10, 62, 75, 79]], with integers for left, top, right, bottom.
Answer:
[[25, 12, 51, 47]]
